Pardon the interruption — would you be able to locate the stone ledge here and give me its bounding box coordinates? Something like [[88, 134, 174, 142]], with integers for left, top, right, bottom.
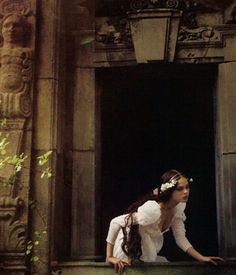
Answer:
[[58, 260, 236, 275]]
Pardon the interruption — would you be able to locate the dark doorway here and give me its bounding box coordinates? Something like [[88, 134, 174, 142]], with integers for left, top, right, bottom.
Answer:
[[97, 64, 218, 260]]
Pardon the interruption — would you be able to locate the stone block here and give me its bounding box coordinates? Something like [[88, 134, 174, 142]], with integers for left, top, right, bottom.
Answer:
[[75, 30, 95, 68], [217, 62, 236, 153], [34, 78, 59, 150], [73, 68, 95, 150], [71, 151, 96, 256], [36, 0, 60, 79]]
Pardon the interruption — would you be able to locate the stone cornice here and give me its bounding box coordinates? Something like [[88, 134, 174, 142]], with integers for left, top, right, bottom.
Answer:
[[97, 0, 234, 15], [95, 18, 236, 49]]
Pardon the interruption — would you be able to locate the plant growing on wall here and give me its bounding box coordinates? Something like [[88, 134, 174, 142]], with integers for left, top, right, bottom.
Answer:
[[0, 119, 52, 265]]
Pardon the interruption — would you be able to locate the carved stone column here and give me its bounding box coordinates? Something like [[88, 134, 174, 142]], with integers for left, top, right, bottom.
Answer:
[[0, 0, 36, 273]]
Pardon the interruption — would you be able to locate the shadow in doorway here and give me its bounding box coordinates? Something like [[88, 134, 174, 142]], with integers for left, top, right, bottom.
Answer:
[[98, 64, 218, 261]]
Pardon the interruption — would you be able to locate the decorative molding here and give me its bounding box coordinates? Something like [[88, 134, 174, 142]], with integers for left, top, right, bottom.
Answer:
[[96, 15, 236, 49], [178, 26, 216, 42], [0, 118, 26, 130], [0, 0, 32, 16], [97, 0, 234, 14], [177, 24, 236, 48], [0, 196, 23, 218]]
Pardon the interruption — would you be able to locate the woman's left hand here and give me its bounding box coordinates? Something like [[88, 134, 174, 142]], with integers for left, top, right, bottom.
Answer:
[[200, 256, 225, 265]]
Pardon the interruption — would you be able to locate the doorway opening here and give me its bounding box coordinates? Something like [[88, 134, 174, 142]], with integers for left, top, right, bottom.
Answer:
[[97, 63, 218, 260]]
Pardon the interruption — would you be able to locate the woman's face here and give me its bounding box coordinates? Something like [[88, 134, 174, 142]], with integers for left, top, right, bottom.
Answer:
[[171, 176, 190, 203]]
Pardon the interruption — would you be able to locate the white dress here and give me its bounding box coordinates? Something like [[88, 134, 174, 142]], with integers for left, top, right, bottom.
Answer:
[[106, 200, 192, 262]]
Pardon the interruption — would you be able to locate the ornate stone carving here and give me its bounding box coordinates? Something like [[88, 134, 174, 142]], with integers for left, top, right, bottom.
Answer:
[[0, 13, 33, 118], [0, 196, 26, 251], [129, 0, 180, 10], [96, 17, 132, 46], [0, 0, 35, 271], [132, 0, 235, 11], [97, 0, 234, 13], [0, 0, 31, 16], [178, 26, 216, 42]]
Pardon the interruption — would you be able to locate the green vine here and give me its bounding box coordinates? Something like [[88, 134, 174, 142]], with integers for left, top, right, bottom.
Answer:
[[0, 119, 53, 266]]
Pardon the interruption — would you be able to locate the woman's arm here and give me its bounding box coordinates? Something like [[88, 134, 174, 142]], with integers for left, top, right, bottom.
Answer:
[[172, 217, 224, 264], [106, 242, 130, 274], [106, 215, 130, 273], [171, 216, 193, 252]]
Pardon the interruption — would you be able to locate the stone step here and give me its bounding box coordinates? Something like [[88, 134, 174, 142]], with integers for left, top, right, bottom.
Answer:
[[58, 260, 236, 275]]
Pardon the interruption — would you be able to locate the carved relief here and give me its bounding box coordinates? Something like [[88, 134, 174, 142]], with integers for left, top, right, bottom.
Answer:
[[96, 17, 132, 46], [0, 0, 31, 16], [0, 13, 33, 118], [178, 26, 216, 42], [0, 120, 27, 262], [0, 0, 35, 269], [95, 18, 218, 47], [97, 0, 234, 13], [0, 196, 26, 251]]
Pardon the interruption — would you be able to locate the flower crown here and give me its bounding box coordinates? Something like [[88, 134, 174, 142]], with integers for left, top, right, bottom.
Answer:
[[161, 178, 178, 192], [153, 176, 193, 194]]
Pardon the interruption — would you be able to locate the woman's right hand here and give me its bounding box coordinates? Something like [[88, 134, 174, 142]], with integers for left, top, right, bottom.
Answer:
[[107, 256, 130, 274]]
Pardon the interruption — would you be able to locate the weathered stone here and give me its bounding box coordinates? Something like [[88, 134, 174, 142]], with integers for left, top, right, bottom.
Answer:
[[73, 68, 95, 150], [0, 0, 36, 273], [71, 151, 96, 256], [58, 261, 236, 275], [216, 62, 236, 257]]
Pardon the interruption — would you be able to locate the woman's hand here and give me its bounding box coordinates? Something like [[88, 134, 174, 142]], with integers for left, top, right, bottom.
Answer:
[[107, 256, 130, 274], [186, 247, 225, 265], [200, 256, 225, 265]]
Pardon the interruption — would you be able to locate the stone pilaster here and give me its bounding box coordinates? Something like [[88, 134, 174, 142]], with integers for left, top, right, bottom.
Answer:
[[0, 0, 36, 273], [69, 0, 100, 259], [31, 0, 66, 273], [216, 62, 236, 258]]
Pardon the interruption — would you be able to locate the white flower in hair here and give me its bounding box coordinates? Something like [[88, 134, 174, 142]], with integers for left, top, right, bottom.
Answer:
[[153, 188, 159, 195], [160, 179, 178, 192]]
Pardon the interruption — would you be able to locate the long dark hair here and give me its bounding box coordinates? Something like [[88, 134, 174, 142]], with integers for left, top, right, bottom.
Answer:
[[121, 169, 186, 263]]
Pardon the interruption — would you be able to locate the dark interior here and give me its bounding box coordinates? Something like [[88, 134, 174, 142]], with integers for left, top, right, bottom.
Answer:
[[98, 64, 218, 261]]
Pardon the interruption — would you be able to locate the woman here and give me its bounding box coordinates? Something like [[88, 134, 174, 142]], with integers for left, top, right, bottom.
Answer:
[[106, 169, 223, 273]]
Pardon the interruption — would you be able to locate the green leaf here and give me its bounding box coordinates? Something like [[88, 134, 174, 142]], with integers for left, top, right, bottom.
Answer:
[[41, 168, 52, 179], [26, 249, 31, 255], [34, 240, 40, 246], [31, 256, 39, 262], [37, 150, 53, 166], [27, 244, 33, 250], [80, 37, 94, 45], [0, 118, 7, 128]]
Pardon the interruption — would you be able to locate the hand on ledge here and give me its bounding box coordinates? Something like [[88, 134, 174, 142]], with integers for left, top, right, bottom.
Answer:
[[107, 256, 130, 274], [200, 256, 225, 265]]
